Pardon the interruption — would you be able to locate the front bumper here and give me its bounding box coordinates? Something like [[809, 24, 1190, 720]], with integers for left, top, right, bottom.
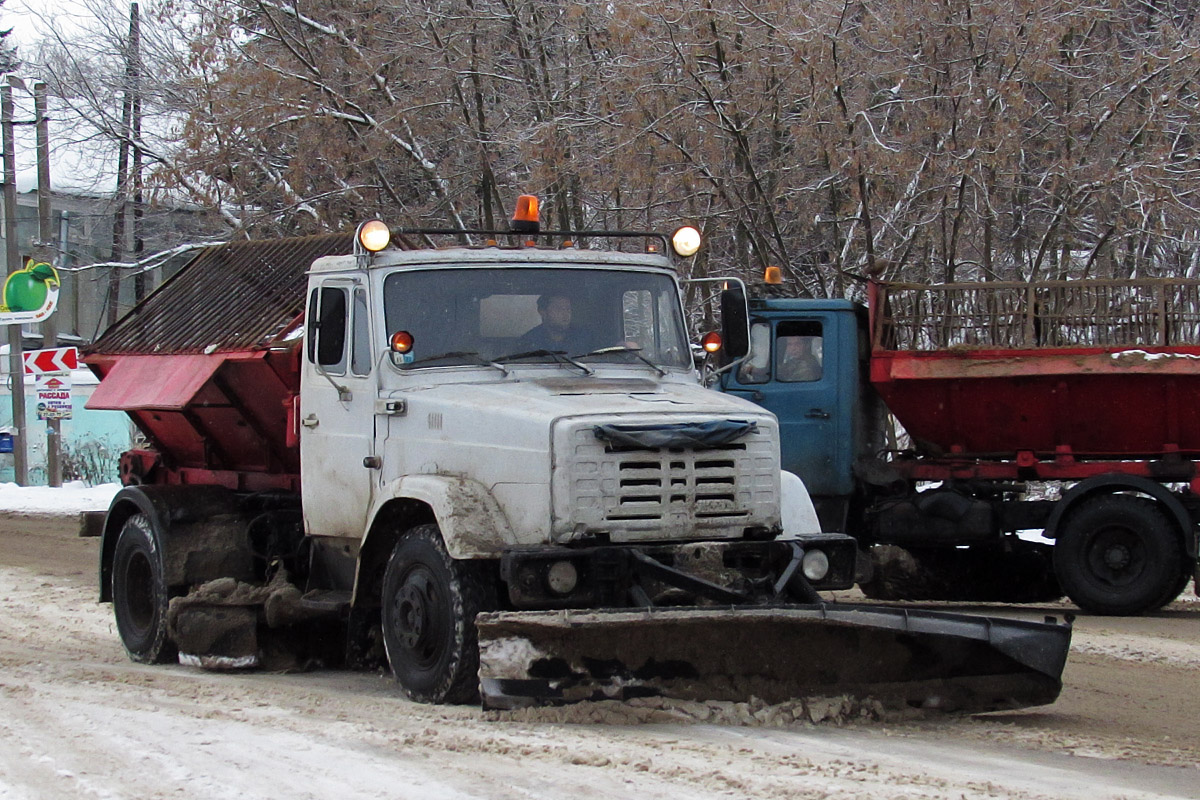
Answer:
[[500, 533, 857, 610]]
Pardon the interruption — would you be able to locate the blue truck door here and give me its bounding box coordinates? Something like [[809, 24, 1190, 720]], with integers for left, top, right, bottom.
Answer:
[[721, 311, 854, 499]]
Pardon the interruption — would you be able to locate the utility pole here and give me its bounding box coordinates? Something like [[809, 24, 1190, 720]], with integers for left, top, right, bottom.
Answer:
[[34, 82, 61, 487], [2, 79, 27, 485], [107, 2, 139, 326], [130, 1, 144, 303]]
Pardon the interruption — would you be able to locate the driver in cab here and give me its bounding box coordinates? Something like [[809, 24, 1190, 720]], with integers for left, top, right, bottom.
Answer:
[[517, 294, 589, 353]]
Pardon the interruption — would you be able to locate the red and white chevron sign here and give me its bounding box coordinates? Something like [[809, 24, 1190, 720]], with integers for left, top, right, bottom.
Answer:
[[23, 346, 78, 375]]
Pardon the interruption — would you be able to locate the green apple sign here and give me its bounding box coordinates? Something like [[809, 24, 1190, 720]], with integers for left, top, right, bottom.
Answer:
[[0, 262, 60, 324]]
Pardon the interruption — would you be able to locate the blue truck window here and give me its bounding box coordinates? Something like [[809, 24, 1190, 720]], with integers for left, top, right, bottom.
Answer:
[[776, 320, 823, 383]]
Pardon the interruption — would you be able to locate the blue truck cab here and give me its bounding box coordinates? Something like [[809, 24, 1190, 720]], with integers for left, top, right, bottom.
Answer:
[[718, 297, 881, 531]]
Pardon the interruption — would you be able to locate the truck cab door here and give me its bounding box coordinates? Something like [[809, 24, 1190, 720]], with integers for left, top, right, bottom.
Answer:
[[722, 313, 854, 502], [300, 282, 377, 538]]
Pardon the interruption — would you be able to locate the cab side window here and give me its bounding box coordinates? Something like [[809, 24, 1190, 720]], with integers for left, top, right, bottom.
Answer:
[[775, 321, 823, 383], [308, 286, 348, 374], [351, 288, 371, 376]]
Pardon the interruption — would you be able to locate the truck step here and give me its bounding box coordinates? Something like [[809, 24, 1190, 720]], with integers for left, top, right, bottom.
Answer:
[[298, 589, 351, 617]]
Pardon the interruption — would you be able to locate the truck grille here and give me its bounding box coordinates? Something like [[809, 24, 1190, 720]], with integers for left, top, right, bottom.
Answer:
[[607, 446, 746, 521], [558, 421, 778, 539]]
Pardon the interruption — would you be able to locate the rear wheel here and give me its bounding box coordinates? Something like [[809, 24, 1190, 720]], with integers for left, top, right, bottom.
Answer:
[[1151, 561, 1192, 610], [112, 513, 176, 663], [1054, 496, 1183, 615], [381, 524, 491, 704]]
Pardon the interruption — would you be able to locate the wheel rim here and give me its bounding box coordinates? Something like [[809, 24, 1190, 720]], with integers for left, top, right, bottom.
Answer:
[[122, 549, 156, 633], [1083, 524, 1145, 589], [391, 566, 447, 670]]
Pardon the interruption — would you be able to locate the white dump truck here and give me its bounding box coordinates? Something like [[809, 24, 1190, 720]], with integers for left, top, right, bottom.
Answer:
[[85, 198, 1071, 711]]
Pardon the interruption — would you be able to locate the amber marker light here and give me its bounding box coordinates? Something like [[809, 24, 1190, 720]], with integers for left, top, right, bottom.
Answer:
[[671, 226, 702, 257], [764, 265, 783, 284], [701, 331, 723, 353], [357, 219, 391, 252], [390, 331, 415, 354]]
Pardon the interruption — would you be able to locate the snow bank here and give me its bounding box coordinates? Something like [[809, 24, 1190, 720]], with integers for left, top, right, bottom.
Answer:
[[0, 482, 120, 513]]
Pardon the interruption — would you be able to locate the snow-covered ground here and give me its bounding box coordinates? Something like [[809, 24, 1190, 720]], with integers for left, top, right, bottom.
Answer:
[[0, 482, 119, 513], [0, 484, 1197, 797]]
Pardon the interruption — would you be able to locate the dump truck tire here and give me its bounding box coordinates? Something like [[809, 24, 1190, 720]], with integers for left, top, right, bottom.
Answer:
[[112, 513, 176, 664], [381, 525, 489, 704], [1054, 496, 1182, 615], [1150, 561, 1192, 610]]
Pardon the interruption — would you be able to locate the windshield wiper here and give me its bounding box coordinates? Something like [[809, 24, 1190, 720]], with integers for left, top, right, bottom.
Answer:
[[403, 350, 508, 375], [493, 349, 594, 376], [573, 345, 667, 377]]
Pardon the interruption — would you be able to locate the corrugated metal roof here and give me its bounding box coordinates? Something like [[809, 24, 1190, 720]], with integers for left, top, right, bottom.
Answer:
[[86, 233, 355, 355]]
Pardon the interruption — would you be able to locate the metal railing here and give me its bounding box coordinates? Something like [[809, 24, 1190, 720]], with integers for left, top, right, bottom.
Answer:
[[872, 278, 1200, 351]]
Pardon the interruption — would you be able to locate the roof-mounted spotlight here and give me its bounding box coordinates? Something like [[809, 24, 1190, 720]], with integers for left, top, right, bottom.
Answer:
[[671, 226, 702, 258], [356, 219, 391, 253]]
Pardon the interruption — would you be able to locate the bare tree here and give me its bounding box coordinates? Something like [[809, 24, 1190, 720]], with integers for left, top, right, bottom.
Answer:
[[23, 0, 1200, 297]]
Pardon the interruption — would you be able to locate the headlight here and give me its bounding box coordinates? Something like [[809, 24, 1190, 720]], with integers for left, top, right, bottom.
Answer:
[[801, 549, 830, 582], [546, 560, 578, 595]]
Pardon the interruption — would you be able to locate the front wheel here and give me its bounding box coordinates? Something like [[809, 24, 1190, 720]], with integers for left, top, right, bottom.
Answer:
[[381, 524, 492, 704], [111, 513, 176, 663], [1054, 496, 1183, 616]]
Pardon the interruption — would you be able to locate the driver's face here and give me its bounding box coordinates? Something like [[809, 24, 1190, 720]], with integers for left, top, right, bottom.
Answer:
[[544, 296, 572, 331]]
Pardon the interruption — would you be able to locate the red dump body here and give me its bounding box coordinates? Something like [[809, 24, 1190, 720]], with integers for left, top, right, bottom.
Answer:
[[867, 279, 1200, 484], [83, 234, 355, 489]]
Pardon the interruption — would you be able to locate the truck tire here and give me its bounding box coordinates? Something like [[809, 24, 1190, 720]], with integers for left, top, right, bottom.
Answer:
[[381, 524, 490, 704], [1054, 496, 1183, 615], [1150, 562, 1192, 610], [111, 513, 176, 663]]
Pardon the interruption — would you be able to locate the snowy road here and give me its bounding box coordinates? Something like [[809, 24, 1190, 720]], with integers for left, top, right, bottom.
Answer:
[[1, 510, 1198, 799]]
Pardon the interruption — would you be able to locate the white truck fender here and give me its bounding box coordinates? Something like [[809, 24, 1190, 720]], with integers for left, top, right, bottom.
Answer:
[[369, 474, 517, 559], [780, 470, 823, 535]]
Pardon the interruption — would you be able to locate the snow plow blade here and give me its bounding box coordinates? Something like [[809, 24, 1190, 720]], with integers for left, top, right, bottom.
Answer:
[[476, 604, 1072, 713]]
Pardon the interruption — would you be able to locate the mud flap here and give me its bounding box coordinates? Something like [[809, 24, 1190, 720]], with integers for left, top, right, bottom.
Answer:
[[166, 571, 340, 671], [171, 603, 260, 669], [476, 604, 1072, 714]]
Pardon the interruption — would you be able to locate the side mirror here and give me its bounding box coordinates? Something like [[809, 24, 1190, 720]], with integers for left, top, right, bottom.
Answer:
[[720, 285, 750, 358]]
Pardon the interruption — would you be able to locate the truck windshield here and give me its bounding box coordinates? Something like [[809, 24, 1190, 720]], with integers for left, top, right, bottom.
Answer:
[[383, 267, 691, 370]]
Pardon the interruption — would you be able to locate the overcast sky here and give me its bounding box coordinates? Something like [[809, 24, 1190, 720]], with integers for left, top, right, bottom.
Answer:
[[3, 0, 121, 194], [6, 0, 99, 48]]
